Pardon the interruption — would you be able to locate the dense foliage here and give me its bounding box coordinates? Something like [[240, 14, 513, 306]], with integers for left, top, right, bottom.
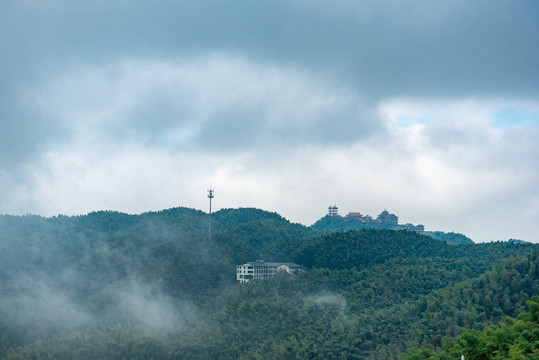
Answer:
[[0, 207, 537, 359], [406, 296, 539, 359]]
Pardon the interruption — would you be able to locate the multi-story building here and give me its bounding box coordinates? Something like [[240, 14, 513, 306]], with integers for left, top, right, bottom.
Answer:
[[327, 205, 339, 217], [376, 209, 399, 226], [236, 260, 304, 283]]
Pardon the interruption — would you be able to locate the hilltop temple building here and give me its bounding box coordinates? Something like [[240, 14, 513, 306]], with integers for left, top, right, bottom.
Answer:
[[325, 205, 424, 233], [327, 205, 339, 217]]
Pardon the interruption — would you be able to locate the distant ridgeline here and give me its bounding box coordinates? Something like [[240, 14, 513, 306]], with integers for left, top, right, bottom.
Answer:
[[312, 205, 473, 244]]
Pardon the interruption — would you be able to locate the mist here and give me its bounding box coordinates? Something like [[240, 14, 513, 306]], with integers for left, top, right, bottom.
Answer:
[[0, 210, 236, 352]]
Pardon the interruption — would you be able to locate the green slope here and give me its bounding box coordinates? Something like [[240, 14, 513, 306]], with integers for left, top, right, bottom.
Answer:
[[0, 209, 537, 359]]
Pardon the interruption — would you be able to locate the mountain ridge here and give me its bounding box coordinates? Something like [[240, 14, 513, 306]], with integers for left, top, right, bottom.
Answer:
[[3, 205, 476, 244]]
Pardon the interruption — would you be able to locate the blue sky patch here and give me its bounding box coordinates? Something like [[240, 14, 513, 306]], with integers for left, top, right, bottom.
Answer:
[[493, 108, 539, 129], [396, 115, 428, 127]]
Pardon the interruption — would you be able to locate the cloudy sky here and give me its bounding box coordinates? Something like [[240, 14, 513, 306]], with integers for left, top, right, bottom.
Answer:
[[1, 0, 538, 242]]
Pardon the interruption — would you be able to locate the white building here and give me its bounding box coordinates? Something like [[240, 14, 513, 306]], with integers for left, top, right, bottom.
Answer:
[[236, 260, 304, 283]]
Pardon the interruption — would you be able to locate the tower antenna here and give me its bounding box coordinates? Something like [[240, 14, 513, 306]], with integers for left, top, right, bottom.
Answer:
[[207, 187, 215, 235]]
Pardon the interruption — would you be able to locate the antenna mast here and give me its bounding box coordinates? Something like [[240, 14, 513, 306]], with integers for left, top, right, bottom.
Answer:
[[207, 187, 215, 235]]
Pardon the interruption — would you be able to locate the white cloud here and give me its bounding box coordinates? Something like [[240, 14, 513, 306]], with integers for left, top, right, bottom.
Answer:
[[2, 54, 538, 243], [374, 98, 539, 241]]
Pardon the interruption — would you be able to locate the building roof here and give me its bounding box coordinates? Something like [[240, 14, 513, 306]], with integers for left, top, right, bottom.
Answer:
[[245, 261, 302, 268]]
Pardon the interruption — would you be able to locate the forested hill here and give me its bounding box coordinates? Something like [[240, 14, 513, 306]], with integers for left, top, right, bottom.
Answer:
[[0, 207, 537, 359]]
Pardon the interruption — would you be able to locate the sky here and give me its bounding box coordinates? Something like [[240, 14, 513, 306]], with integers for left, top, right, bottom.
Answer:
[[1, 0, 538, 243]]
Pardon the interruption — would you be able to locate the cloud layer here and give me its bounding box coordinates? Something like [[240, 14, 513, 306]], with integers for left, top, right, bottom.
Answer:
[[1, 1, 538, 242]]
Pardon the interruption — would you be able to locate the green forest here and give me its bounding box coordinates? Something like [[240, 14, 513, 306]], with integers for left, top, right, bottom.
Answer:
[[406, 296, 539, 359], [0, 207, 537, 359]]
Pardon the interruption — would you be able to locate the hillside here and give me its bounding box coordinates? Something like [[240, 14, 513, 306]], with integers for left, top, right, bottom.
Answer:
[[0, 208, 537, 359]]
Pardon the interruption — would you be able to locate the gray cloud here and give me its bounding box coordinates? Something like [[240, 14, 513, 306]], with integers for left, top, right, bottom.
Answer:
[[3, 1, 538, 98], [24, 56, 375, 153]]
